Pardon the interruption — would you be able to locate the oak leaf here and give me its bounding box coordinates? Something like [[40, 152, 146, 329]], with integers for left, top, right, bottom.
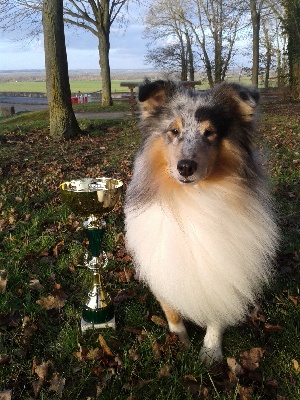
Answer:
[[152, 340, 162, 361], [240, 347, 265, 371], [151, 315, 167, 328], [0, 270, 8, 294], [29, 279, 43, 292], [0, 390, 12, 400], [158, 364, 170, 378], [36, 294, 66, 310], [227, 357, 244, 377], [0, 355, 10, 366], [32, 359, 49, 397], [292, 359, 300, 372], [49, 372, 66, 398]]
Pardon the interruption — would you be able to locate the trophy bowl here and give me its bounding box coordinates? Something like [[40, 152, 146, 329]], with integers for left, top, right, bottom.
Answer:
[[60, 177, 123, 218], [60, 177, 123, 332]]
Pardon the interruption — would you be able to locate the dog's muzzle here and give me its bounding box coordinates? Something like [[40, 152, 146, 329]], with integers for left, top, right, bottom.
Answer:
[[177, 159, 198, 178]]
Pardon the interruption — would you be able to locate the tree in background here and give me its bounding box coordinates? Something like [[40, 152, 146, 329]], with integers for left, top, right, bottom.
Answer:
[[0, 0, 134, 106], [43, 0, 82, 139], [250, 0, 262, 87], [145, 43, 194, 80], [188, 0, 242, 85], [284, 0, 300, 99], [144, 0, 243, 86], [144, 0, 195, 81], [63, 0, 134, 106]]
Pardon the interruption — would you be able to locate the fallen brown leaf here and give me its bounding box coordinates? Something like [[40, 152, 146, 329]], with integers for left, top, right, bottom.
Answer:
[[151, 315, 167, 328], [98, 334, 114, 356], [264, 323, 282, 332], [292, 359, 300, 371], [49, 372, 66, 398], [28, 279, 43, 291], [183, 375, 201, 395], [52, 240, 65, 258], [0, 390, 12, 400], [240, 347, 265, 371], [32, 359, 49, 397], [36, 294, 66, 310], [158, 364, 170, 378], [124, 327, 147, 336], [227, 357, 244, 377], [0, 270, 8, 294], [0, 312, 21, 327], [128, 348, 140, 361], [20, 316, 38, 347], [86, 347, 102, 361], [33, 359, 49, 379], [0, 354, 10, 366], [288, 295, 299, 306], [238, 385, 253, 400], [73, 344, 89, 363], [152, 340, 162, 361]]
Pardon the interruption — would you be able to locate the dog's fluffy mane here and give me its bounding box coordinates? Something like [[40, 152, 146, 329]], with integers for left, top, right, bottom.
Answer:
[[125, 80, 279, 328]]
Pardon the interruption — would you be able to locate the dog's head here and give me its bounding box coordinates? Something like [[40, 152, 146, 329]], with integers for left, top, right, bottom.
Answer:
[[138, 80, 259, 185]]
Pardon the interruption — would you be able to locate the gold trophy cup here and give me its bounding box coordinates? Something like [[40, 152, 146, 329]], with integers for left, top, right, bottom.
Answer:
[[60, 177, 123, 332]]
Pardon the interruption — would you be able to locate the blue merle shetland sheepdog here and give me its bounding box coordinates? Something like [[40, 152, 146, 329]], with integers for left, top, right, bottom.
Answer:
[[124, 80, 279, 363]]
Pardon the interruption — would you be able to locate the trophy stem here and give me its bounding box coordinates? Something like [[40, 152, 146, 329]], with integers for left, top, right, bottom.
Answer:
[[81, 217, 116, 333]]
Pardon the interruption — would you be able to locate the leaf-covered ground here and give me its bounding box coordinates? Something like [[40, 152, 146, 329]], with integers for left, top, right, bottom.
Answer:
[[0, 99, 299, 400]]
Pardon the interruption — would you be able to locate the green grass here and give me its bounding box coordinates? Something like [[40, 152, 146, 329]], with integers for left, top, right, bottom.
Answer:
[[0, 80, 142, 94], [0, 100, 299, 399], [0, 77, 277, 94]]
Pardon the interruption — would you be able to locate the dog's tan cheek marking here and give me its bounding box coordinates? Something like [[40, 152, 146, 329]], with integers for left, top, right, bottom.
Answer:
[[201, 139, 242, 183], [146, 136, 181, 191]]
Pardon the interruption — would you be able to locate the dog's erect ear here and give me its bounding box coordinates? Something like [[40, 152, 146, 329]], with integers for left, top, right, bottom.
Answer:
[[138, 80, 176, 117], [212, 83, 259, 122]]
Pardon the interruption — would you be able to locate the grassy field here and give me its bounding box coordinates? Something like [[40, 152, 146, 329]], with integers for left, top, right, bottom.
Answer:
[[0, 80, 149, 94], [0, 98, 299, 399], [0, 77, 265, 94]]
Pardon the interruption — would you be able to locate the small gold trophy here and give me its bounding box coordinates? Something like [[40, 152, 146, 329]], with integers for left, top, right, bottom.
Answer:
[[60, 177, 123, 332]]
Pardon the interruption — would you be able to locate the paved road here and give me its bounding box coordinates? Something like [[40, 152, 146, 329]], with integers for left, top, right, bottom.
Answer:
[[0, 96, 48, 113], [0, 97, 132, 118]]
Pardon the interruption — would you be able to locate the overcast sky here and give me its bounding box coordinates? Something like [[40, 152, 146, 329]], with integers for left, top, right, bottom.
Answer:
[[0, 5, 149, 71]]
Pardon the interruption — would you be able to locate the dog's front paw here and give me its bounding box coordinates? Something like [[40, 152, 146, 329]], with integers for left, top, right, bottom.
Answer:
[[200, 325, 224, 364], [200, 344, 223, 364]]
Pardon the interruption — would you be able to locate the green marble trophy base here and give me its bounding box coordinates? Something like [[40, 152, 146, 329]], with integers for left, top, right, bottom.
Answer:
[[81, 316, 116, 333]]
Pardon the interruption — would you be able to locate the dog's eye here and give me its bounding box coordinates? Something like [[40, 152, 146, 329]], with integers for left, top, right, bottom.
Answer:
[[170, 128, 180, 136]]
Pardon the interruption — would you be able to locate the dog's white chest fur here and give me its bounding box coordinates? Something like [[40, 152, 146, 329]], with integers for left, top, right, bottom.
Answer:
[[125, 180, 277, 328]]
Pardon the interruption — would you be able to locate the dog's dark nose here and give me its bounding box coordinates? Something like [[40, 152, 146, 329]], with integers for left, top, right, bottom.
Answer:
[[177, 159, 198, 177]]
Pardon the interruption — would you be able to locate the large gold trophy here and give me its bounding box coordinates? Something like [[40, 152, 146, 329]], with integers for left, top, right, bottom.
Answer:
[[60, 177, 123, 332]]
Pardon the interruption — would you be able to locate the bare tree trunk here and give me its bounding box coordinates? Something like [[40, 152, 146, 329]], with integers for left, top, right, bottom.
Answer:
[[98, 34, 113, 106], [42, 0, 82, 139], [98, 0, 112, 106], [178, 35, 187, 81], [250, 0, 260, 87], [185, 30, 195, 81], [286, 0, 300, 99], [262, 23, 271, 88]]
